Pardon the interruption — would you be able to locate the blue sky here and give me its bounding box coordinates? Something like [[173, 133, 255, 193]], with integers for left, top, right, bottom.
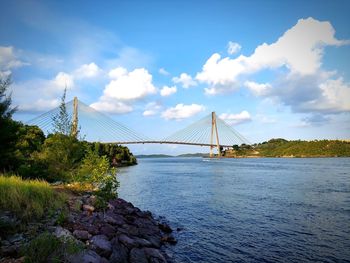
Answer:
[[1, 0, 350, 154]]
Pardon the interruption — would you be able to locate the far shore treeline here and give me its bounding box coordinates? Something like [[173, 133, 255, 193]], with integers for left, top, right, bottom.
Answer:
[[226, 138, 350, 158]]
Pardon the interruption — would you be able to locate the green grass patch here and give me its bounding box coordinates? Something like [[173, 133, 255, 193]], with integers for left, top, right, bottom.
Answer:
[[0, 174, 66, 220]]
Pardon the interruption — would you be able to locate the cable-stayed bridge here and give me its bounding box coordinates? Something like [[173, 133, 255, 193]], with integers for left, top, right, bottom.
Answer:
[[27, 97, 250, 157]]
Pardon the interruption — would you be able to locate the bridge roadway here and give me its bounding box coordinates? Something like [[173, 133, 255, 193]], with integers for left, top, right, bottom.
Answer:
[[105, 141, 232, 148]]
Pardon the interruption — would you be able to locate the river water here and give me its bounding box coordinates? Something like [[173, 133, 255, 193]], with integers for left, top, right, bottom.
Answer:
[[118, 158, 350, 263]]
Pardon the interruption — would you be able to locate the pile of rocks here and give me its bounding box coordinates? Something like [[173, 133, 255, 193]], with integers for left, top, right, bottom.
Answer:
[[0, 195, 177, 263], [64, 197, 177, 263]]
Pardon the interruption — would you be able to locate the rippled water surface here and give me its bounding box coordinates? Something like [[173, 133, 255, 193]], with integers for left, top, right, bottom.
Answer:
[[118, 158, 350, 263]]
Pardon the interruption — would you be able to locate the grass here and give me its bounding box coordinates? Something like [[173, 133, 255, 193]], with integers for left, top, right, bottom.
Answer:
[[0, 174, 66, 220], [22, 232, 83, 263]]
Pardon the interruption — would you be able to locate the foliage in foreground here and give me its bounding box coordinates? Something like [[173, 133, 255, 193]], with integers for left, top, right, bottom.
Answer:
[[22, 232, 83, 263], [0, 175, 66, 220]]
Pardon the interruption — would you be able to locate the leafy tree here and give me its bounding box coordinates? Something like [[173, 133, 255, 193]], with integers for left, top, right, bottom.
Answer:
[[76, 148, 119, 203], [0, 75, 20, 171], [52, 88, 72, 136], [37, 134, 85, 182]]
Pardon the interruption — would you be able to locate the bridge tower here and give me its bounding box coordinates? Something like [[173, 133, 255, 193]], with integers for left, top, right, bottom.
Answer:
[[210, 111, 221, 158], [70, 96, 78, 138]]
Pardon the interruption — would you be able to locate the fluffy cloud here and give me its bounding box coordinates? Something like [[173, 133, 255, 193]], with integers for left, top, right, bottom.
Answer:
[[143, 102, 162, 116], [244, 81, 271, 96], [219, 111, 252, 125], [172, 73, 197, 88], [159, 68, 170, 76], [11, 71, 75, 112], [0, 46, 28, 73], [74, 62, 102, 79], [161, 103, 205, 120], [196, 17, 350, 116], [227, 41, 241, 55], [53, 72, 75, 89], [90, 100, 132, 114], [160, 85, 177, 97], [197, 18, 348, 93], [103, 67, 157, 101]]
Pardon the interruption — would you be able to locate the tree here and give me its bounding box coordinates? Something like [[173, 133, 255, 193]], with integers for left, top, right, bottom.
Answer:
[[52, 88, 72, 136], [0, 75, 20, 171]]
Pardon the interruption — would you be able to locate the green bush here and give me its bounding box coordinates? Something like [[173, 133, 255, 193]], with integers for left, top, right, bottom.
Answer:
[[76, 149, 119, 203]]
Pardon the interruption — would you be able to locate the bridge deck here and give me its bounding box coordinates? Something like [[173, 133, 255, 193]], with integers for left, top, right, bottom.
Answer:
[[105, 141, 233, 147]]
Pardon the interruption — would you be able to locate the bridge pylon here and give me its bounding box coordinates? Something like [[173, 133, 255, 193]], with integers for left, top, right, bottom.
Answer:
[[210, 111, 221, 158], [70, 96, 78, 138]]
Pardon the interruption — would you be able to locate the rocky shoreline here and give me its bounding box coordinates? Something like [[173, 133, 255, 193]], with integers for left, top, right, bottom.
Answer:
[[0, 193, 177, 263]]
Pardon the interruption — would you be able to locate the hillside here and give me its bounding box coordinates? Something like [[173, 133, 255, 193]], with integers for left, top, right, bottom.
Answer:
[[224, 139, 350, 157]]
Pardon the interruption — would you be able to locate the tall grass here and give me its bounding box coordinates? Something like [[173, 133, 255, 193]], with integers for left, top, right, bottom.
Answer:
[[0, 174, 66, 220]]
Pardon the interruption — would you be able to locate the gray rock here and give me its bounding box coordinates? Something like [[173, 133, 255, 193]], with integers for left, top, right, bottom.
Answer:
[[7, 233, 23, 243], [90, 234, 112, 258], [68, 249, 101, 263], [99, 224, 116, 239], [129, 248, 148, 263], [144, 248, 167, 263], [118, 234, 139, 249], [54, 226, 74, 240], [73, 230, 90, 241], [109, 241, 128, 263], [142, 234, 161, 248]]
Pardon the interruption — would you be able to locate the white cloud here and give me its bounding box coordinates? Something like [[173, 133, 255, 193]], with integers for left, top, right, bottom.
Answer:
[[143, 102, 162, 116], [227, 41, 241, 55], [74, 62, 102, 79], [108, 67, 127, 79], [196, 17, 349, 95], [159, 68, 170, 76], [160, 85, 177, 97], [103, 67, 157, 101], [53, 72, 75, 89], [0, 46, 29, 74], [161, 103, 205, 120], [172, 73, 197, 88], [302, 77, 350, 113], [219, 111, 252, 125], [244, 81, 271, 96], [11, 71, 75, 112], [90, 101, 132, 114]]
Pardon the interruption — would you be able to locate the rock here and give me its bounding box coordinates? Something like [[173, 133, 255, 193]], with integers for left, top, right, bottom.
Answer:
[[54, 226, 74, 241], [7, 234, 23, 244], [129, 248, 148, 263], [142, 234, 161, 248], [109, 240, 128, 263], [118, 234, 139, 249], [73, 230, 90, 241], [132, 236, 153, 247], [68, 249, 101, 263], [120, 224, 139, 236], [161, 234, 177, 245], [99, 224, 116, 239], [90, 235, 112, 258], [144, 248, 167, 262], [158, 223, 172, 233], [176, 227, 183, 232], [82, 204, 95, 213]]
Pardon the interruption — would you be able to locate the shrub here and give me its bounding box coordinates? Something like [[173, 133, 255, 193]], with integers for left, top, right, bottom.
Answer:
[[75, 149, 119, 203]]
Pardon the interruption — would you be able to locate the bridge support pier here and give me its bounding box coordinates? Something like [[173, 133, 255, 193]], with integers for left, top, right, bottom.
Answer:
[[210, 112, 221, 158]]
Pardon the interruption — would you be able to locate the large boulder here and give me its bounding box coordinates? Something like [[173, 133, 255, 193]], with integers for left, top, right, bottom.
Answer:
[[90, 235, 112, 258]]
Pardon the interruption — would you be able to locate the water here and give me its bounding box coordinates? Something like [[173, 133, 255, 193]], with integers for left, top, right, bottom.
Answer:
[[117, 158, 350, 263]]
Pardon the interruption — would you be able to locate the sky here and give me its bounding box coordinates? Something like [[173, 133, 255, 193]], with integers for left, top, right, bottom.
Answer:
[[1, 0, 350, 154]]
